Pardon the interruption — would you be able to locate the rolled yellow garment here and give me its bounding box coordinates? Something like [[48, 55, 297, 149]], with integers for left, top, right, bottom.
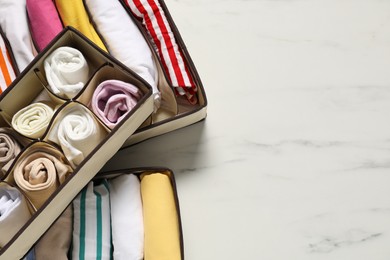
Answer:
[[54, 0, 107, 52], [141, 173, 181, 260], [11, 102, 54, 139], [13, 145, 72, 209]]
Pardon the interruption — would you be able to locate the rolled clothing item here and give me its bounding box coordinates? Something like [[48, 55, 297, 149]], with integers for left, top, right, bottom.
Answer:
[[0, 186, 32, 247], [91, 80, 142, 129], [84, 0, 160, 108], [109, 174, 143, 260], [35, 205, 72, 260], [26, 0, 64, 52], [23, 248, 36, 260], [0, 0, 37, 72], [11, 102, 54, 139], [13, 145, 72, 209], [72, 180, 112, 260], [54, 0, 108, 52], [46, 104, 107, 168], [0, 127, 27, 177], [125, 0, 197, 104], [141, 173, 181, 260], [44, 47, 89, 99], [0, 31, 16, 92]]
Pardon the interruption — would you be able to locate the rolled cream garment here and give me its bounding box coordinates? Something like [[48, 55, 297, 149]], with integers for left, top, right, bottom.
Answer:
[[46, 104, 107, 168], [0, 31, 16, 92], [0, 127, 28, 177], [35, 205, 72, 260], [0, 0, 37, 72], [44, 47, 89, 99], [13, 145, 72, 209], [141, 172, 181, 260], [11, 102, 54, 139], [109, 174, 143, 260], [72, 181, 112, 260], [0, 185, 32, 247], [26, 0, 64, 52], [91, 80, 142, 129], [54, 0, 108, 52], [84, 0, 160, 109]]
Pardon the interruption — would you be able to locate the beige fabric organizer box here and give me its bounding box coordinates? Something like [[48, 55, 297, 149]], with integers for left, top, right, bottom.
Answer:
[[0, 28, 154, 260]]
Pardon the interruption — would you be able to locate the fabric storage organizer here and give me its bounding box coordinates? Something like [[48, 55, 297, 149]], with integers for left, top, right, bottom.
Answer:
[[27, 168, 184, 260], [0, 27, 154, 260], [0, 0, 207, 148]]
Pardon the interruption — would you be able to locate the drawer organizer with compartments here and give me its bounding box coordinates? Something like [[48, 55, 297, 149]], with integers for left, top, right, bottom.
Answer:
[[0, 28, 154, 260]]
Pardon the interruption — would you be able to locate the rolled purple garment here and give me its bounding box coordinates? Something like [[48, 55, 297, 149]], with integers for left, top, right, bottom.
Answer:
[[91, 79, 142, 129], [26, 0, 63, 52]]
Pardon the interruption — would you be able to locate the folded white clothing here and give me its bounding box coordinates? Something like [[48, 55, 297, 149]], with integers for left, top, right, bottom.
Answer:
[[11, 102, 54, 139], [109, 174, 144, 260], [46, 104, 106, 168], [72, 181, 112, 260], [44, 46, 89, 99], [0, 0, 37, 72], [0, 186, 32, 247], [84, 0, 160, 109]]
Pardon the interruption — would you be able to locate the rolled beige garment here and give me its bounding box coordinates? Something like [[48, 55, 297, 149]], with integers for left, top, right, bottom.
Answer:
[[0, 127, 29, 178], [11, 102, 54, 139], [13, 145, 72, 209], [0, 185, 32, 247]]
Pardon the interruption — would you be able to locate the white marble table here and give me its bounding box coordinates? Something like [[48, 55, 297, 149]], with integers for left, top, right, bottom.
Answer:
[[103, 0, 390, 259]]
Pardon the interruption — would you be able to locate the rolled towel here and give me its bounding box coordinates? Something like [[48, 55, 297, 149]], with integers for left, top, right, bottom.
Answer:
[[0, 127, 27, 177], [44, 47, 89, 99], [91, 80, 142, 129], [84, 0, 160, 108], [125, 0, 197, 104], [72, 180, 112, 260], [11, 102, 54, 139], [54, 0, 108, 52], [13, 145, 72, 209], [26, 0, 64, 52], [0, 0, 37, 72], [0, 31, 16, 92], [35, 205, 72, 260], [0, 185, 32, 247], [46, 104, 107, 168], [141, 173, 181, 260], [109, 174, 143, 260]]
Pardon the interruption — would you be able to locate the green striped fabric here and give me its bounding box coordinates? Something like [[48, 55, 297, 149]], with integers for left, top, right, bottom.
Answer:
[[72, 180, 112, 260]]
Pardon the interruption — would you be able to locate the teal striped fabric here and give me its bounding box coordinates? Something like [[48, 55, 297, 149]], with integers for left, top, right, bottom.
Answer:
[[72, 180, 112, 260]]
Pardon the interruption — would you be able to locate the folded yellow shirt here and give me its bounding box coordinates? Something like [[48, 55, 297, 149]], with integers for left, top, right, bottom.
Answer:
[[54, 0, 107, 52], [141, 172, 181, 260]]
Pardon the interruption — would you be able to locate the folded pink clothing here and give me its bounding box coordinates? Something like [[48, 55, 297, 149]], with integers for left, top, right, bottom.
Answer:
[[124, 0, 198, 104], [91, 79, 142, 129], [26, 0, 64, 52]]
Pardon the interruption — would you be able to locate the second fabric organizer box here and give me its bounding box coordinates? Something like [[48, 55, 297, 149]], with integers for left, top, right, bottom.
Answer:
[[0, 28, 154, 259]]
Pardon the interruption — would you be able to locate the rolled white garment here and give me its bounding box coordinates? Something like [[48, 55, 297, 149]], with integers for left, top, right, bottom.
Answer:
[[84, 0, 160, 109], [0, 0, 37, 72], [11, 103, 54, 139], [44, 46, 89, 99], [46, 104, 106, 168], [0, 186, 32, 247], [109, 174, 144, 260]]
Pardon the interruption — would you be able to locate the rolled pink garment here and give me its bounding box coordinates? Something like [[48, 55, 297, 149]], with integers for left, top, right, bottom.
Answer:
[[26, 0, 64, 52], [91, 79, 142, 129]]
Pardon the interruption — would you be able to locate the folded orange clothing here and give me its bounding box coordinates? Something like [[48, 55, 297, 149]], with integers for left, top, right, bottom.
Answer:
[[141, 172, 181, 260]]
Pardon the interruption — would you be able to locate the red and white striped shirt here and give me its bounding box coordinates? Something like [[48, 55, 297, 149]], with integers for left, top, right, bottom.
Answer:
[[0, 33, 16, 93]]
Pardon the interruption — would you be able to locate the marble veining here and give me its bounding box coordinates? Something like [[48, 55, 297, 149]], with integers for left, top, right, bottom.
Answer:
[[103, 0, 390, 259]]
